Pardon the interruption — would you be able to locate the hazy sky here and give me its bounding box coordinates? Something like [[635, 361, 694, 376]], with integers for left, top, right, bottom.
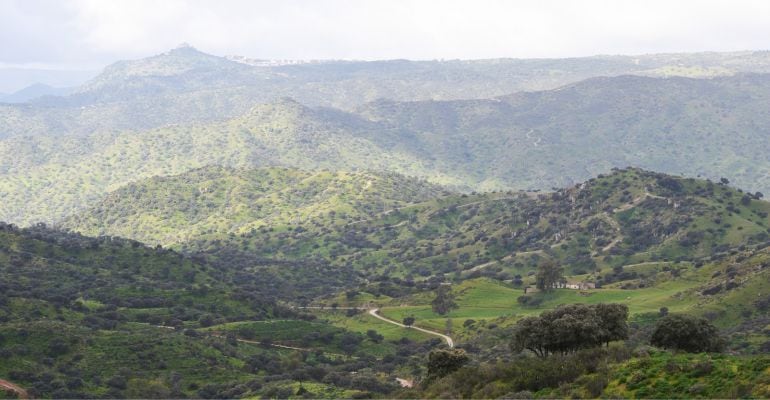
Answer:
[[2, 0, 770, 69]]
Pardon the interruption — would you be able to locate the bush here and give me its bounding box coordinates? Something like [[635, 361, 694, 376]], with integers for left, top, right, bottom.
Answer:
[[426, 349, 470, 380], [650, 314, 725, 353]]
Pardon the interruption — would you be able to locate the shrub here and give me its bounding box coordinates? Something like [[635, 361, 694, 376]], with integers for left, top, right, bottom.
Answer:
[[650, 314, 725, 353]]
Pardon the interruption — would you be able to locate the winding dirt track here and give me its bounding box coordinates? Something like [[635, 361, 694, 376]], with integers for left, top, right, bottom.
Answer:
[[0, 379, 28, 399], [295, 306, 455, 347], [368, 308, 454, 348], [207, 333, 348, 356]]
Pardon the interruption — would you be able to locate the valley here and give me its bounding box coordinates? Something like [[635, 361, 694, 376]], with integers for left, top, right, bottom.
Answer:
[[1, 44, 769, 399]]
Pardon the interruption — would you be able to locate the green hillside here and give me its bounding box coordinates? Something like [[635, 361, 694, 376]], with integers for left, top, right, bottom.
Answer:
[[0, 223, 442, 399], [1, 46, 770, 399], [171, 168, 770, 284], [3, 73, 770, 225], [3, 168, 769, 399], [61, 166, 449, 246], [384, 240, 770, 398], [61, 168, 770, 326], [356, 73, 770, 193]]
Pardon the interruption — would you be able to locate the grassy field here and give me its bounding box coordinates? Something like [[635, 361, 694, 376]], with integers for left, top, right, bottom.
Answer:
[[377, 276, 704, 337]]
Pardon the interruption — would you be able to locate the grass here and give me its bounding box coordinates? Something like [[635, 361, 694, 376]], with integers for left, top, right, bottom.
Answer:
[[377, 277, 704, 337], [318, 310, 433, 342], [601, 351, 770, 399]]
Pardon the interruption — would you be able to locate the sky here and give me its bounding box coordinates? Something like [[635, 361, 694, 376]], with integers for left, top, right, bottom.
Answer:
[[2, 0, 770, 70]]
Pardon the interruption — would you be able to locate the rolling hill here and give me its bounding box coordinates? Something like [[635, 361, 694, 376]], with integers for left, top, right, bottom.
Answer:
[[60, 166, 450, 246], [3, 72, 770, 226], [0, 221, 441, 399], [3, 168, 769, 398], [62, 167, 770, 292], [3, 45, 770, 400], [4, 47, 770, 140]]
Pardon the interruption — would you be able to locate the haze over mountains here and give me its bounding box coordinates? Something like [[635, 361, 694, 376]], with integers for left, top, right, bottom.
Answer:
[[1, 46, 770, 225]]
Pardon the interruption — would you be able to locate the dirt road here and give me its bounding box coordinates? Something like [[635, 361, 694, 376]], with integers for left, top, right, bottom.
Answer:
[[0, 379, 28, 399], [368, 308, 454, 348]]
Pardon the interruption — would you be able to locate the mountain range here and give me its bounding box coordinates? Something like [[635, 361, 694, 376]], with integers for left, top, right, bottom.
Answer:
[[2, 45, 770, 399], [2, 49, 770, 225]]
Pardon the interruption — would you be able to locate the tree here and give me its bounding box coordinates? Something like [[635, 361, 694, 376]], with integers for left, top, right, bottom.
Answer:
[[426, 349, 469, 380], [403, 316, 415, 327], [594, 303, 629, 346], [650, 314, 725, 353], [541, 304, 602, 355], [535, 260, 564, 292], [431, 285, 458, 315], [339, 333, 363, 354], [366, 329, 383, 343], [510, 303, 629, 357], [510, 316, 550, 357]]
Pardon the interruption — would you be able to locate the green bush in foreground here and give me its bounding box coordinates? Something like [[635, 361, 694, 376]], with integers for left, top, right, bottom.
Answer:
[[650, 314, 725, 353]]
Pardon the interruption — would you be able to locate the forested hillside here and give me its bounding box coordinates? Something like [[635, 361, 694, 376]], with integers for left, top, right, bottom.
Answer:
[[0, 223, 445, 399], [2, 45, 770, 400], [61, 166, 449, 245], [64, 168, 770, 296], [3, 168, 770, 398], [3, 73, 770, 225]]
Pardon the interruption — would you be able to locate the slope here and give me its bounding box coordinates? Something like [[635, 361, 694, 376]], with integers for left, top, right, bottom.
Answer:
[[4, 74, 770, 225], [63, 168, 770, 294], [4, 48, 770, 140], [0, 223, 441, 398], [61, 166, 451, 246]]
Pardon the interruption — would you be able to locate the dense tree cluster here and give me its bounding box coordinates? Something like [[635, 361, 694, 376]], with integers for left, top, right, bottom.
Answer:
[[650, 314, 725, 353], [511, 304, 629, 357]]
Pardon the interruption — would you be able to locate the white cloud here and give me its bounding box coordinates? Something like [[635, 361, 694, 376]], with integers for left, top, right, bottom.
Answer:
[[3, 0, 770, 64]]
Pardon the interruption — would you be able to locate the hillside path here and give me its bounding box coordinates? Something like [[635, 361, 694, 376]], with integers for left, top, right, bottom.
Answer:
[[368, 308, 454, 348], [207, 332, 348, 356], [0, 379, 28, 399], [151, 323, 350, 356]]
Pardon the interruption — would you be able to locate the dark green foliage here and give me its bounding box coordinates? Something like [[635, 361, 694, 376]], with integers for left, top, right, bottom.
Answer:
[[511, 304, 628, 357], [535, 260, 564, 292], [50, 167, 770, 292], [417, 346, 770, 399], [418, 347, 632, 398], [426, 349, 470, 381], [650, 314, 726, 353], [594, 303, 630, 346], [0, 222, 422, 398], [431, 285, 458, 315]]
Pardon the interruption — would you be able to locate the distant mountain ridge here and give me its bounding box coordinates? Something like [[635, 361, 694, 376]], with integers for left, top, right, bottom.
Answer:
[[1, 47, 770, 225], [2, 72, 770, 224], [3, 47, 770, 138], [0, 83, 73, 103]]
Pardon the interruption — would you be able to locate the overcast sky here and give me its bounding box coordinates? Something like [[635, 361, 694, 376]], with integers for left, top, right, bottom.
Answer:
[[2, 0, 770, 69]]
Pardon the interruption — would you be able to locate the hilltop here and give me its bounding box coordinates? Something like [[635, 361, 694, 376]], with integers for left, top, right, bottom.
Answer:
[[3, 47, 770, 139], [3, 72, 770, 225], [61, 166, 450, 246], [61, 168, 770, 296]]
